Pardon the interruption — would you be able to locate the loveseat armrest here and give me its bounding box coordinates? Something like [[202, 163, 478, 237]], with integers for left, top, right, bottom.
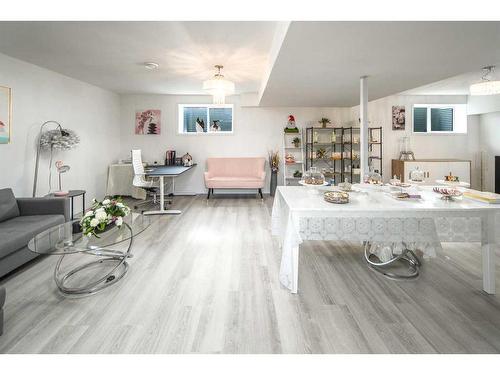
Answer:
[[17, 197, 70, 221], [260, 171, 266, 181], [204, 171, 212, 181]]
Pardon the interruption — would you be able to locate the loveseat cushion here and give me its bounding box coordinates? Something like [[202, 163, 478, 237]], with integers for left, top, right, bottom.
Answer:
[[0, 188, 20, 223], [205, 176, 265, 189], [0, 214, 65, 259]]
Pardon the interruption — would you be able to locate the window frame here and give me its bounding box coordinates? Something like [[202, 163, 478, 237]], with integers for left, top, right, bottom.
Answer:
[[412, 104, 466, 135], [178, 104, 234, 135]]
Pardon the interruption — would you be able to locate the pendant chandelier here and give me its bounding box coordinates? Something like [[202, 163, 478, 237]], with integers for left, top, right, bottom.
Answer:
[[203, 65, 235, 104], [470, 66, 500, 96]]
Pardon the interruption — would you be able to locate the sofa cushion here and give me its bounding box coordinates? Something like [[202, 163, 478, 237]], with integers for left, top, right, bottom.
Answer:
[[205, 176, 265, 189], [0, 188, 20, 223], [0, 214, 65, 259]]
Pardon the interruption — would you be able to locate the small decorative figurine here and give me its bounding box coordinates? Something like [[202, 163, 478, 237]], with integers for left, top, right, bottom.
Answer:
[[284, 115, 299, 133], [181, 152, 193, 167]]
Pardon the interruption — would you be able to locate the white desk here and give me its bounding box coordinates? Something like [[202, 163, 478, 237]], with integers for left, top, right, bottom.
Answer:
[[271, 185, 500, 294]]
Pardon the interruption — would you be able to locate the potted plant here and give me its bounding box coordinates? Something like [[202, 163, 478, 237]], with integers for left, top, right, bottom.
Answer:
[[80, 197, 131, 238], [292, 137, 301, 148], [319, 117, 331, 128], [268, 150, 280, 197], [293, 170, 303, 178]]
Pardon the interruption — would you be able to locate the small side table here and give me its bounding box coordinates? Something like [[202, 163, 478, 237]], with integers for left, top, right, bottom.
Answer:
[[46, 190, 86, 220]]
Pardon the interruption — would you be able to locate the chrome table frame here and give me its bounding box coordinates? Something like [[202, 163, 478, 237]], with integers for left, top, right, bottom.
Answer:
[[53, 223, 133, 296], [363, 241, 422, 280]]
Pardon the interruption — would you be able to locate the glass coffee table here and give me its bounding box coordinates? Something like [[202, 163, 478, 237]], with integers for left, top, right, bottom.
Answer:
[[28, 213, 151, 296]]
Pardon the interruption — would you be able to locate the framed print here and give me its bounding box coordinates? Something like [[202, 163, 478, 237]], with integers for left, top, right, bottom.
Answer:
[[0, 86, 12, 144], [392, 105, 405, 130], [135, 109, 161, 135]]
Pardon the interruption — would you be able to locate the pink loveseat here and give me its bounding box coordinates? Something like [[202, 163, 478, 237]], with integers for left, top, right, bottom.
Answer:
[[204, 157, 266, 199]]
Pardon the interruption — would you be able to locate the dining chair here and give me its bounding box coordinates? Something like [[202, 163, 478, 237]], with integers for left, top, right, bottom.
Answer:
[[131, 149, 160, 209]]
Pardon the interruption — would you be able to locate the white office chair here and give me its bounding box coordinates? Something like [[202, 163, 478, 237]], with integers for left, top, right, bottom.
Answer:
[[131, 149, 160, 209]]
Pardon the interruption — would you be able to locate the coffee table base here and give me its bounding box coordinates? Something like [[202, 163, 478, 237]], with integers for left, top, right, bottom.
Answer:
[[54, 255, 129, 296], [53, 224, 134, 297], [364, 241, 421, 280]]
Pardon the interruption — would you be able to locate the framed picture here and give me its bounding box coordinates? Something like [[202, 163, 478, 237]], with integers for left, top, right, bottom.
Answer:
[[392, 105, 405, 130], [0, 86, 12, 144], [135, 109, 161, 135]]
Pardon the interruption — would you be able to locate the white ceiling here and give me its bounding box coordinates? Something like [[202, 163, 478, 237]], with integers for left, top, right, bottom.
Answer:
[[0, 21, 499, 105], [0, 21, 277, 95], [259, 22, 500, 106]]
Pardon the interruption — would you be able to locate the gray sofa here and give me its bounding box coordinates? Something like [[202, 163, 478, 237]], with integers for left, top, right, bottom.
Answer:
[[0, 188, 70, 278], [0, 188, 70, 335]]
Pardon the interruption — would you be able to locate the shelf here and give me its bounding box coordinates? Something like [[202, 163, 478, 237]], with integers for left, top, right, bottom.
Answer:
[[309, 127, 343, 131], [284, 147, 302, 150], [285, 161, 303, 165], [285, 176, 302, 180], [307, 142, 342, 146], [369, 156, 381, 160]]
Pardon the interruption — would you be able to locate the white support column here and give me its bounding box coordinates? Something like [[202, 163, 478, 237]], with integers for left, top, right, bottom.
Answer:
[[360, 76, 369, 179]]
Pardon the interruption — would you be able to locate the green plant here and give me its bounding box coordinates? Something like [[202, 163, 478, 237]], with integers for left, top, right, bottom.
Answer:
[[319, 117, 331, 128], [80, 197, 131, 238], [292, 137, 301, 147], [293, 170, 302, 178]]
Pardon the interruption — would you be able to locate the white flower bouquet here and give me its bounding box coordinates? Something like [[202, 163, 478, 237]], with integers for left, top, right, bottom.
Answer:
[[80, 198, 131, 237]]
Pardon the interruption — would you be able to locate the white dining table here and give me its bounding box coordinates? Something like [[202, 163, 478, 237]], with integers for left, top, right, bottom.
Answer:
[[271, 184, 500, 294]]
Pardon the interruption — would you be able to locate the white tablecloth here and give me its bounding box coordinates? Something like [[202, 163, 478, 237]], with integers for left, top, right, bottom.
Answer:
[[106, 164, 147, 200], [271, 185, 499, 294]]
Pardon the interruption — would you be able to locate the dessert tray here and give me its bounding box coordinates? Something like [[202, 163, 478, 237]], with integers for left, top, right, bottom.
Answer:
[[324, 191, 349, 204], [433, 187, 463, 200]]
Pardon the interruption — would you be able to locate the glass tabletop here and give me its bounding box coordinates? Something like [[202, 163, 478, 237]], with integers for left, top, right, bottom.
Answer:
[[28, 213, 151, 255]]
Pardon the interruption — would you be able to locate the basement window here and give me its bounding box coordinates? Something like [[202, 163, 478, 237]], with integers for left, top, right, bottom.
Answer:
[[178, 104, 233, 134], [413, 104, 467, 134]]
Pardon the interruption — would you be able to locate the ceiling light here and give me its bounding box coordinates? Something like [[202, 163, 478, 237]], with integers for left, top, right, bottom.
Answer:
[[203, 65, 235, 104], [470, 66, 500, 95], [144, 62, 159, 70]]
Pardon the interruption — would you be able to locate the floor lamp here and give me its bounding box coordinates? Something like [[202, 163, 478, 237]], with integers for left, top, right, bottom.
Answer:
[[32, 121, 69, 197]]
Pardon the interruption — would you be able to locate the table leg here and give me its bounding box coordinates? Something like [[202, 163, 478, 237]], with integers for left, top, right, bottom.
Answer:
[[83, 192, 85, 214], [482, 244, 495, 294], [291, 245, 299, 294], [482, 213, 496, 294], [71, 196, 74, 220], [143, 175, 181, 215]]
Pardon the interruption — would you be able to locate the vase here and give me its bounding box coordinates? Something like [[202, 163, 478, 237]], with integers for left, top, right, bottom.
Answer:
[[270, 171, 278, 197]]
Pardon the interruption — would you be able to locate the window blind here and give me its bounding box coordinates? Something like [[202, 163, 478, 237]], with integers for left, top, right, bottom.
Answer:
[[413, 107, 427, 132], [431, 108, 453, 131], [183, 107, 207, 132]]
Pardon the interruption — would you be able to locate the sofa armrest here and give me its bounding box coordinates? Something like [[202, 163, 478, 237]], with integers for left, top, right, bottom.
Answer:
[[0, 286, 5, 308], [0, 286, 4, 336], [17, 197, 70, 221], [260, 171, 266, 180], [204, 171, 212, 180]]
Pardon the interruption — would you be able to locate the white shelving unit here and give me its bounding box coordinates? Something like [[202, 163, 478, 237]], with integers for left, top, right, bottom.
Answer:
[[283, 129, 305, 186]]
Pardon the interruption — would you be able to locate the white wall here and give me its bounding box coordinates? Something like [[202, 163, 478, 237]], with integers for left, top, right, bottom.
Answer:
[[119, 94, 352, 193], [478, 111, 500, 192], [0, 52, 121, 211], [351, 95, 481, 188]]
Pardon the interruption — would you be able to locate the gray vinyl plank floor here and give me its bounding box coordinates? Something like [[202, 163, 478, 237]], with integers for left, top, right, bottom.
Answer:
[[1, 194, 500, 353]]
